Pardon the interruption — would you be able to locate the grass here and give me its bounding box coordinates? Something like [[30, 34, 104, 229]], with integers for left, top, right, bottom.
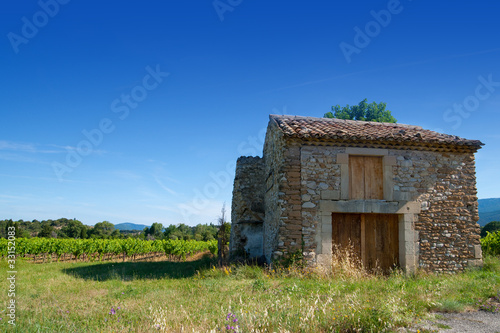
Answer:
[[1, 254, 500, 332]]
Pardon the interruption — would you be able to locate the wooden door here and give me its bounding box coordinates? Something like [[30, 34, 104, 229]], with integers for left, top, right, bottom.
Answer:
[[332, 213, 399, 272], [363, 214, 399, 272], [349, 156, 383, 199], [332, 213, 361, 259]]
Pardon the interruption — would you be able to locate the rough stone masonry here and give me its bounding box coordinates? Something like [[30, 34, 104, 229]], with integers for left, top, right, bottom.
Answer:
[[230, 115, 484, 273]]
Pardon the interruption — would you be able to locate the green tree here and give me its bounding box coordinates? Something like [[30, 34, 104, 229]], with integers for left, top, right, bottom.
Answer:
[[324, 99, 396, 123], [31, 219, 41, 232], [61, 219, 88, 239], [0, 220, 8, 238], [163, 225, 179, 240], [17, 220, 33, 237], [89, 221, 116, 239], [38, 224, 55, 238], [481, 221, 500, 238], [3, 220, 14, 237], [16, 226, 31, 238], [80, 227, 88, 239], [163, 224, 192, 240], [1, 218, 40, 238], [145, 222, 164, 240], [193, 223, 217, 241], [177, 224, 192, 240]]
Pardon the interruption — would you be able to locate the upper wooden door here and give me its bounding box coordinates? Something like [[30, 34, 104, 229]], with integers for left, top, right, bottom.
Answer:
[[349, 156, 383, 199]]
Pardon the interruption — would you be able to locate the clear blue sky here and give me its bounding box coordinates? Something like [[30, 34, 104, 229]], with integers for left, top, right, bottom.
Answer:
[[1, 0, 499, 227]]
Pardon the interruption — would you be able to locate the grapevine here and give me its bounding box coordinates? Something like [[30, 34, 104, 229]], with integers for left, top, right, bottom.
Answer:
[[0, 238, 218, 263]]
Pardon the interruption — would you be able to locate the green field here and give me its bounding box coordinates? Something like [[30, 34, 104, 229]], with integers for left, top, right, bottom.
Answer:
[[1, 255, 500, 332]]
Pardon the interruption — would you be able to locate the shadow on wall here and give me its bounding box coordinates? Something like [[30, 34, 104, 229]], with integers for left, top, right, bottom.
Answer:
[[62, 257, 213, 281]]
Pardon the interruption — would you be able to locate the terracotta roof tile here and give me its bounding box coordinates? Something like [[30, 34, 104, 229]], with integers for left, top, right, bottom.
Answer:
[[270, 115, 483, 149]]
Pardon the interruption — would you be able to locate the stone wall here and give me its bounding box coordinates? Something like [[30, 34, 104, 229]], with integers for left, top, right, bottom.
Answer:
[[230, 156, 265, 259], [295, 144, 481, 272], [408, 151, 482, 271], [262, 120, 287, 262], [234, 119, 481, 272], [274, 142, 302, 258], [300, 145, 344, 264]]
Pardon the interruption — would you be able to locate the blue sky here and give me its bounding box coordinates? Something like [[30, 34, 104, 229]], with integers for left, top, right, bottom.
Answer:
[[1, 0, 499, 227]]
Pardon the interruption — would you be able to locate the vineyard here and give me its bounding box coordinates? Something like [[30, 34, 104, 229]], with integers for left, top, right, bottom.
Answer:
[[0, 238, 218, 263], [481, 230, 500, 256]]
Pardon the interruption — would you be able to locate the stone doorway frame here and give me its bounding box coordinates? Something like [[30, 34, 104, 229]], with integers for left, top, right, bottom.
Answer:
[[317, 201, 420, 272], [315, 147, 420, 273]]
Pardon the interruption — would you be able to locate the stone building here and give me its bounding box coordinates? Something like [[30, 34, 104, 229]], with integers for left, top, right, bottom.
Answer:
[[230, 114, 484, 272]]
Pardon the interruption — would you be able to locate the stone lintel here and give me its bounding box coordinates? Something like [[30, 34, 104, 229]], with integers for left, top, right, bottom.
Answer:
[[345, 147, 389, 156], [319, 200, 421, 214]]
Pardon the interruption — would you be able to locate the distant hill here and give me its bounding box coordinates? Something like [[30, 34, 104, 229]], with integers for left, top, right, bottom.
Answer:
[[479, 210, 500, 226], [114, 222, 149, 231], [478, 198, 500, 226]]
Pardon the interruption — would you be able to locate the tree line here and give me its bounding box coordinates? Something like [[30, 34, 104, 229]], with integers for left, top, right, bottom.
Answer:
[[0, 218, 220, 242], [481, 221, 500, 238]]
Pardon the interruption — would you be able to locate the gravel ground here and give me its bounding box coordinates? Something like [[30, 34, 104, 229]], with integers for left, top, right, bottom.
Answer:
[[414, 311, 500, 332]]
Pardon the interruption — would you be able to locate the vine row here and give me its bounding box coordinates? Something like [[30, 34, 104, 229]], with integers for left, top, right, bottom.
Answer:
[[0, 238, 218, 262]]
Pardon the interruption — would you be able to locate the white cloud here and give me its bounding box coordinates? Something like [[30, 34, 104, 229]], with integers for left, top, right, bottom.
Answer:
[[0, 140, 36, 152], [153, 175, 178, 195], [0, 152, 40, 163]]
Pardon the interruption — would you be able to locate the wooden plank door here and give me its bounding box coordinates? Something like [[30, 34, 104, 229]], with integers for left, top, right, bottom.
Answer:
[[332, 213, 399, 272], [349, 156, 383, 200], [331, 213, 361, 259], [349, 157, 366, 199], [364, 214, 399, 272], [363, 157, 384, 199]]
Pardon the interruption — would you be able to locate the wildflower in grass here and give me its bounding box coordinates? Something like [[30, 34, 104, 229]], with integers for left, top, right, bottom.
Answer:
[[109, 308, 116, 315], [225, 312, 239, 332]]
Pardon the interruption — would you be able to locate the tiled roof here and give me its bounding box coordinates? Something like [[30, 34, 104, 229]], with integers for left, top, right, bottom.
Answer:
[[270, 115, 483, 150]]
